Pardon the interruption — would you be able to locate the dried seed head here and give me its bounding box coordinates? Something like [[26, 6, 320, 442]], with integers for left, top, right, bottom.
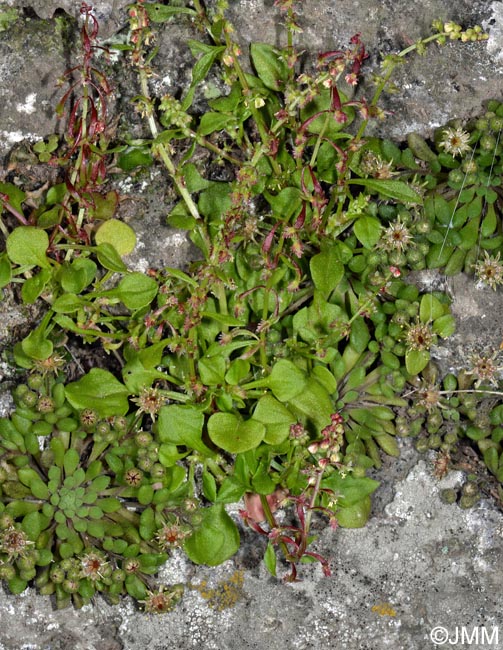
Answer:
[[142, 585, 184, 614], [0, 527, 33, 560], [466, 353, 502, 387], [80, 551, 108, 581], [131, 387, 165, 421], [474, 251, 503, 290], [156, 520, 191, 550]]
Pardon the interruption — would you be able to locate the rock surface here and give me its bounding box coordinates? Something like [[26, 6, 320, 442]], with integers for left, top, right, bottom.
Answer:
[[1, 1, 503, 649]]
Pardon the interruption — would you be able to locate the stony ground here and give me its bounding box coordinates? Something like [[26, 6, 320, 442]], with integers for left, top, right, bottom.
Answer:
[[1, 1, 503, 649]]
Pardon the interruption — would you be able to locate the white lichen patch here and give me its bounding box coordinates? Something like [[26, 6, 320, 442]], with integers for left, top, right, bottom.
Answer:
[[484, 3, 503, 62], [16, 93, 37, 114]]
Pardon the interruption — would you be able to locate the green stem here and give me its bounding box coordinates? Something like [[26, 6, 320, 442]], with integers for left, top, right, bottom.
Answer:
[[138, 68, 202, 226]]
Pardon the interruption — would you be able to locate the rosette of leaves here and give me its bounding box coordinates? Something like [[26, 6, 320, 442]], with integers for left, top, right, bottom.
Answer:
[[0, 371, 191, 608]]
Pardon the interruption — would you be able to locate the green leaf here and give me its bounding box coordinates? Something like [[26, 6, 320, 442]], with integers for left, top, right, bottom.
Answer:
[[310, 247, 344, 295], [350, 178, 423, 204], [322, 474, 380, 507], [125, 574, 147, 600], [202, 471, 217, 502], [405, 349, 430, 375], [198, 112, 233, 136], [336, 496, 372, 528], [37, 206, 62, 229], [21, 511, 42, 540], [0, 252, 12, 288], [250, 43, 289, 90], [158, 404, 213, 456], [349, 316, 370, 353], [7, 577, 28, 595], [95, 219, 136, 256], [122, 356, 169, 393], [353, 215, 382, 249], [198, 356, 226, 386], [263, 542, 277, 576], [63, 448, 79, 476], [0, 181, 25, 214], [432, 314, 456, 338], [145, 4, 196, 21], [117, 146, 153, 171], [137, 485, 154, 505], [264, 187, 302, 220], [182, 45, 225, 111], [252, 394, 296, 445], [94, 242, 127, 272], [21, 315, 53, 360], [208, 413, 265, 453], [59, 258, 97, 293], [113, 273, 158, 310], [52, 294, 85, 314], [65, 369, 129, 417], [419, 294, 444, 322], [6, 226, 50, 268], [216, 476, 246, 503], [267, 359, 306, 402], [183, 504, 240, 565], [88, 191, 119, 221], [21, 268, 51, 304]]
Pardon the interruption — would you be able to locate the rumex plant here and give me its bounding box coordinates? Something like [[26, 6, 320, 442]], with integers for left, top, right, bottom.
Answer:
[[0, 0, 500, 611]]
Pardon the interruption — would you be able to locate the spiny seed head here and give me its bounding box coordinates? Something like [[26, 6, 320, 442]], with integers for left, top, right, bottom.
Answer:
[[80, 408, 98, 428], [37, 396, 55, 414], [124, 467, 143, 487]]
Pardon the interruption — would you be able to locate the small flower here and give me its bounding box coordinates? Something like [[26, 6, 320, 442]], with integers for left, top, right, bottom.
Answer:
[[438, 126, 471, 157], [474, 251, 503, 290], [131, 387, 165, 421], [405, 320, 435, 351]]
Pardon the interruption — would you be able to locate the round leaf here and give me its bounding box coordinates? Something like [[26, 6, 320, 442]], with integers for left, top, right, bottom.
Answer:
[[6, 227, 50, 268], [405, 349, 430, 375], [65, 368, 129, 417], [183, 504, 240, 565], [95, 219, 136, 256], [208, 412, 265, 453]]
